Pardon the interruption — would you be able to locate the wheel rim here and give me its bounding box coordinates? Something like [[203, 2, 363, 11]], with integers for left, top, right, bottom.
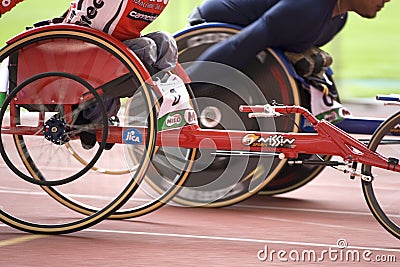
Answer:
[[0, 28, 156, 234], [362, 112, 400, 238]]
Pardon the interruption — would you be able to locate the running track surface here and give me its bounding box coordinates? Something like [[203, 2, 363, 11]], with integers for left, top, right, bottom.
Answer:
[[0, 103, 399, 266]]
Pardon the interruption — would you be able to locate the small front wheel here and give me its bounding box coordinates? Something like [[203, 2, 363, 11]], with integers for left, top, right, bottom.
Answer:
[[362, 111, 400, 239]]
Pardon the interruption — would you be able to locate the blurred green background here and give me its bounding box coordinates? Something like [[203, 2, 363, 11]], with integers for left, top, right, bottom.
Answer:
[[1, 0, 399, 100]]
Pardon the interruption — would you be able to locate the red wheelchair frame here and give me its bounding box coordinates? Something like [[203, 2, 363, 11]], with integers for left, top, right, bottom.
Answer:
[[106, 105, 398, 178]]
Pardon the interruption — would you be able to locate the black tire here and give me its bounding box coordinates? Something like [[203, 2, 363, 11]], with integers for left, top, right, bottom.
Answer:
[[0, 26, 157, 233], [173, 24, 304, 207], [5, 26, 195, 221], [362, 111, 400, 239], [177, 24, 333, 201]]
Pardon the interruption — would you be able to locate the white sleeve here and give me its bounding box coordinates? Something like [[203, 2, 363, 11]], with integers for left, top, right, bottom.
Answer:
[[64, 0, 128, 36]]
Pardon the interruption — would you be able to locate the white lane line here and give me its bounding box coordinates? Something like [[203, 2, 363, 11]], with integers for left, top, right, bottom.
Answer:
[[0, 188, 150, 202], [81, 228, 400, 253], [0, 225, 398, 252], [239, 214, 379, 233], [234, 204, 400, 218], [0, 188, 114, 200]]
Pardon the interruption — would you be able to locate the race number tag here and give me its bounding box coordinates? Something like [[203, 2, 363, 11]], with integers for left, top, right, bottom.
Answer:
[[156, 74, 198, 130]]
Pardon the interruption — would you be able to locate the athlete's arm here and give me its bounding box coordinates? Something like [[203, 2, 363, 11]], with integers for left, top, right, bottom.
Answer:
[[1, 0, 24, 17], [196, 0, 339, 70]]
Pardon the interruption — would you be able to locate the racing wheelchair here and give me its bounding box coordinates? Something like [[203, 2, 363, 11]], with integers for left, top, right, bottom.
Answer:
[[0, 23, 400, 240]]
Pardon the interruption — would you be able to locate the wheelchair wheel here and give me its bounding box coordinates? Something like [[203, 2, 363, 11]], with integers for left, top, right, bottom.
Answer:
[[0, 25, 157, 233], [172, 24, 306, 207], [107, 81, 197, 219], [4, 25, 196, 221], [362, 111, 400, 239]]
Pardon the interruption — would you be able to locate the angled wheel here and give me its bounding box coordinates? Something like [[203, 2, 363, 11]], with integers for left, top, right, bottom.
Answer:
[[362, 111, 400, 239], [0, 25, 157, 234], [175, 23, 333, 203], [172, 24, 304, 207], [2, 25, 195, 222]]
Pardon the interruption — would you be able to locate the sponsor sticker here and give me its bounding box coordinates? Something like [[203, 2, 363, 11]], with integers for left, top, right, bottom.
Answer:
[[128, 8, 159, 22], [242, 134, 295, 148], [187, 33, 233, 49], [122, 128, 143, 145], [158, 109, 197, 130], [166, 113, 183, 127], [184, 109, 198, 125]]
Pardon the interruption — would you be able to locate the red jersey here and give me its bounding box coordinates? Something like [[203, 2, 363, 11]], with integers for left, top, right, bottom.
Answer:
[[64, 0, 169, 41]]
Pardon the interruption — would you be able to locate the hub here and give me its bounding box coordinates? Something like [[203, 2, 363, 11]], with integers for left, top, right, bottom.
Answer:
[[200, 106, 222, 128], [43, 115, 71, 145]]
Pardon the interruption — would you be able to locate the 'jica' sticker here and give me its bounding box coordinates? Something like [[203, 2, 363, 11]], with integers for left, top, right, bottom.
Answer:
[[122, 128, 143, 145]]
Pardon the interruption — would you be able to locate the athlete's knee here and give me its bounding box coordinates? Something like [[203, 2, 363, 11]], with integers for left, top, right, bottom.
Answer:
[[124, 32, 178, 72], [123, 37, 158, 69], [145, 31, 178, 71]]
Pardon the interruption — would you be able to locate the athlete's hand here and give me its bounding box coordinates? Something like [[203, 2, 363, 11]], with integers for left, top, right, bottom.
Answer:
[[0, 0, 24, 17]]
